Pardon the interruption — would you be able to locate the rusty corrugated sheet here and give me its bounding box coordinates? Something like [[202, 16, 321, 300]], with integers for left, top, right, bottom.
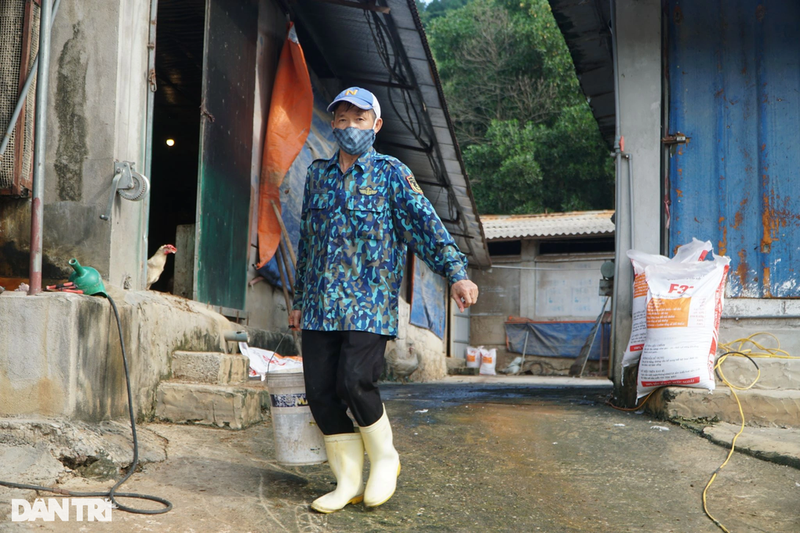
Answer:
[[482, 210, 615, 241], [668, 0, 800, 297]]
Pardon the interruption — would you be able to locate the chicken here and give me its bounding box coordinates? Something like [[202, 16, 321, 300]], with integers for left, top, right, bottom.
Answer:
[[385, 342, 420, 383], [146, 244, 177, 289]]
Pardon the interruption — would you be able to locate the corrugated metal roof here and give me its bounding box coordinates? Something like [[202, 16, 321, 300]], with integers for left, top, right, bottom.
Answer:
[[291, 0, 491, 268], [548, 0, 615, 148], [481, 210, 615, 240]]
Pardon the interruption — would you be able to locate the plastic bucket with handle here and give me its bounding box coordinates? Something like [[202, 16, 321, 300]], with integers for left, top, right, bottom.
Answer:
[[265, 371, 327, 465]]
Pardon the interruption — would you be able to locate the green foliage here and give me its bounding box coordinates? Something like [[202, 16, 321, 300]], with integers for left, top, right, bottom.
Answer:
[[465, 107, 613, 215], [416, 0, 470, 24], [420, 0, 614, 215], [427, 0, 578, 144], [464, 120, 546, 214]]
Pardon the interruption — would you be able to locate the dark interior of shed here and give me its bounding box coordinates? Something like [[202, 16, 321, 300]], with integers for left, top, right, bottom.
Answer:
[[148, 0, 205, 292]]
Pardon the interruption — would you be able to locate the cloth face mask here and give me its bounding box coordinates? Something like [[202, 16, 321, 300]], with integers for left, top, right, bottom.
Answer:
[[333, 126, 376, 156]]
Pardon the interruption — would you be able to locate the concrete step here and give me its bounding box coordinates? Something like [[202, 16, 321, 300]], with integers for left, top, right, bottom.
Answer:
[[172, 351, 249, 385], [155, 382, 265, 430], [717, 356, 800, 390], [647, 386, 800, 427], [445, 357, 478, 376]]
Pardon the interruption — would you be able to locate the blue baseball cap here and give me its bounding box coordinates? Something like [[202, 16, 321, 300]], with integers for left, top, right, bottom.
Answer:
[[327, 87, 381, 120]]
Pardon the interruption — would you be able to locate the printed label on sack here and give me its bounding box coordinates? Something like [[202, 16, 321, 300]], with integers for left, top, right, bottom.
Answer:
[[633, 273, 648, 298], [270, 393, 308, 408], [641, 376, 701, 387], [646, 297, 691, 328]]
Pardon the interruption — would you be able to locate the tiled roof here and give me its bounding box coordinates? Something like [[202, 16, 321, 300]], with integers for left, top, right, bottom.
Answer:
[[481, 210, 615, 240]]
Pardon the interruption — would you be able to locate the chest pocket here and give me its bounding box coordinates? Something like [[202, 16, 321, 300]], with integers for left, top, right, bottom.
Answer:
[[308, 191, 331, 235], [346, 195, 387, 241]]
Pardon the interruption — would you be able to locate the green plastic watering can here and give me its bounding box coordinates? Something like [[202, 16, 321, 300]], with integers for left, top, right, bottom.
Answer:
[[68, 258, 107, 296]]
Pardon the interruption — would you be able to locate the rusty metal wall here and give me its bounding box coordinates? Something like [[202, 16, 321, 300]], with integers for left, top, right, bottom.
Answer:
[[667, 0, 800, 298]]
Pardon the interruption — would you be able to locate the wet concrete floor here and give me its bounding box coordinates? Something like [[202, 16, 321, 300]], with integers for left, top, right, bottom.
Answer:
[[3, 379, 799, 532]]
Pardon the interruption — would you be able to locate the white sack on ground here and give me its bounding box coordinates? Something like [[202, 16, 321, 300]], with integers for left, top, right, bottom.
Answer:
[[466, 346, 482, 368], [636, 253, 730, 399], [622, 238, 713, 370], [479, 347, 497, 376]]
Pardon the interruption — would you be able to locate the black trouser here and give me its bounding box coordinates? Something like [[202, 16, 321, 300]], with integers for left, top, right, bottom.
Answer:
[[302, 330, 390, 435]]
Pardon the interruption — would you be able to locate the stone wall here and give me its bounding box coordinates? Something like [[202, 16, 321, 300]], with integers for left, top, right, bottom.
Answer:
[[0, 288, 237, 422]]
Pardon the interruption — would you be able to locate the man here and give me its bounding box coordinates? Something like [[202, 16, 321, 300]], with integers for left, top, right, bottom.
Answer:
[[289, 87, 479, 513]]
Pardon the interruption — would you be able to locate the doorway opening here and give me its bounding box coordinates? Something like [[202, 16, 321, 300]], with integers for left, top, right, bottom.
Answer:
[[147, 0, 205, 294]]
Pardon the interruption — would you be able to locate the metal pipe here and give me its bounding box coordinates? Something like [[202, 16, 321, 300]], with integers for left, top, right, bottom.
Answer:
[[489, 265, 614, 272], [28, 0, 55, 296], [0, 0, 62, 160], [141, 0, 158, 289], [625, 153, 635, 247], [224, 330, 249, 342], [609, 0, 622, 388]]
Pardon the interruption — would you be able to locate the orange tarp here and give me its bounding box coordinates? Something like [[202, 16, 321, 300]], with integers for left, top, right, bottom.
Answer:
[[257, 22, 313, 269]]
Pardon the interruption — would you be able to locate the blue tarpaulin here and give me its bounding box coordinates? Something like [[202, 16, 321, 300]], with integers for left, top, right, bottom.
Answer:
[[409, 256, 446, 339], [257, 85, 338, 288], [505, 320, 610, 361]]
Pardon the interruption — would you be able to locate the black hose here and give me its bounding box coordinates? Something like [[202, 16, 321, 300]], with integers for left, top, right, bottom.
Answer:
[[0, 294, 172, 514]]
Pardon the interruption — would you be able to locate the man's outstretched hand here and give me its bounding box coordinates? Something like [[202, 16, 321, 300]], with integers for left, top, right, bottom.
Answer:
[[289, 309, 302, 330], [451, 279, 479, 313]]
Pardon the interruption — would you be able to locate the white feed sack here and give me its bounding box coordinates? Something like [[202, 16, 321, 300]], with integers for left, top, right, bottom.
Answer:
[[622, 238, 713, 370], [466, 346, 482, 368], [636, 254, 730, 399], [479, 347, 497, 376]]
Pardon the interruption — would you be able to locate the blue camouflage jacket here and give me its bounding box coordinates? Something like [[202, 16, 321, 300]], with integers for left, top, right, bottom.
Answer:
[[292, 147, 469, 337]]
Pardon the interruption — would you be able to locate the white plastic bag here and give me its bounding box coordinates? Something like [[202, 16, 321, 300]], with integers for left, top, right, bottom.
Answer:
[[479, 348, 497, 376], [622, 238, 712, 369], [239, 342, 303, 380], [466, 346, 482, 368], [636, 253, 730, 399]]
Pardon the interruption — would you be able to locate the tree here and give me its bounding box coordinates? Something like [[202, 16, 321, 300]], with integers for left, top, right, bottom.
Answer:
[[422, 0, 614, 215], [464, 120, 546, 214], [428, 0, 578, 144], [416, 0, 470, 25], [464, 110, 613, 215]]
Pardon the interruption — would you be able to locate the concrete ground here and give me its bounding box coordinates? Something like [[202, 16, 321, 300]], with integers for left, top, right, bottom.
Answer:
[[2, 377, 799, 532]]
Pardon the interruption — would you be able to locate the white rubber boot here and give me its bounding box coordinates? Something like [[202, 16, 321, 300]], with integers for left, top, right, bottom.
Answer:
[[360, 408, 401, 507], [310, 433, 365, 513]]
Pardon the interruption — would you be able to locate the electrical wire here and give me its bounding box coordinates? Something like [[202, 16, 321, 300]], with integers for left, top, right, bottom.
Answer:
[[0, 294, 172, 515], [701, 333, 800, 532], [364, 9, 463, 226], [701, 350, 759, 533], [605, 387, 659, 412], [608, 333, 800, 533]]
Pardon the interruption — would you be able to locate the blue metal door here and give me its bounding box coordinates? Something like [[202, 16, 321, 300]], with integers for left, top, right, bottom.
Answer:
[[667, 0, 800, 297]]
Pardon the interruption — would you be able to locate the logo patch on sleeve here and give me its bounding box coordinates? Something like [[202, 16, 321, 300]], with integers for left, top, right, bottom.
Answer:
[[405, 172, 424, 194]]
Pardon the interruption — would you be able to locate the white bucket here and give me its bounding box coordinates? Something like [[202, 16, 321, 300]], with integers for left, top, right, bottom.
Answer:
[[265, 371, 327, 466]]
